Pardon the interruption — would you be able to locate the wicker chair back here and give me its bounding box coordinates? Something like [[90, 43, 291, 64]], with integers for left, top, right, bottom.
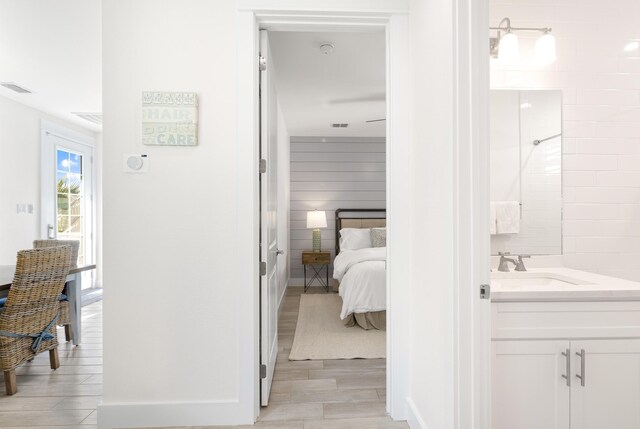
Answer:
[[0, 246, 72, 371]]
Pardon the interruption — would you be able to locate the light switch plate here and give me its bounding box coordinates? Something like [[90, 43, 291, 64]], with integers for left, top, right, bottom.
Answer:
[[123, 154, 149, 173]]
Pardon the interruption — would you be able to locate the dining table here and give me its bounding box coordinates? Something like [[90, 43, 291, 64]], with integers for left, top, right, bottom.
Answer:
[[0, 263, 96, 346]]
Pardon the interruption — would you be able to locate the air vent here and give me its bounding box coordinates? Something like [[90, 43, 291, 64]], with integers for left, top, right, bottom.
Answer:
[[0, 82, 32, 94], [331, 123, 349, 128], [72, 112, 103, 125]]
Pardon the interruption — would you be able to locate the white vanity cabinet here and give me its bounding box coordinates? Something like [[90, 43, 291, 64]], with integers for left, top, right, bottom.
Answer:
[[492, 340, 569, 429], [491, 300, 640, 429], [570, 339, 640, 429]]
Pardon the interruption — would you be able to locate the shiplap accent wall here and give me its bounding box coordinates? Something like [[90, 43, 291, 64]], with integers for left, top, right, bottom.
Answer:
[[289, 136, 386, 284]]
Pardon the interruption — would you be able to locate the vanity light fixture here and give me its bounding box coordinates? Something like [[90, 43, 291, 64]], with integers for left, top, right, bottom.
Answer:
[[490, 17, 556, 65], [623, 41, 639, 52]]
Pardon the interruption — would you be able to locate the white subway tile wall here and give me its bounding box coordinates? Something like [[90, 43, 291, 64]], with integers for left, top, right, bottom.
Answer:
[[491, 0, 640, 280]]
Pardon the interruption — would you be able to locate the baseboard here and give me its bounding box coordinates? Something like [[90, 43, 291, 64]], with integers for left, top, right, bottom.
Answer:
[[278, 278, 289, 312], [97, 400, 251, 428], [406, 396, 428, 429], [289, 277, 333, 289], [289, 277, 305, 287]]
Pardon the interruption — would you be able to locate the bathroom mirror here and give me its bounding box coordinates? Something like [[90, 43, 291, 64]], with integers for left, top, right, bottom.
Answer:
[[490, 89, 562, 255]]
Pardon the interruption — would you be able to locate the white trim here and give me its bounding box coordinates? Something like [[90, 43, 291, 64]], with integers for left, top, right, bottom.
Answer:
[[237, 5, 410, 423], [386, 13, 410, 419], [97, 401, 245, 429], [454, 0, 491, 428], [237, 9, 261, 423], [277, 279, 289, 313], [406, 396, 429, 429]]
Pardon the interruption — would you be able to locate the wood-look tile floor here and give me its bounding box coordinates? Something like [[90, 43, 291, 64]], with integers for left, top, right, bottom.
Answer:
[[0, 288, 407, 429], [251, 287, 408, 429], [0, 301, 102, 428]]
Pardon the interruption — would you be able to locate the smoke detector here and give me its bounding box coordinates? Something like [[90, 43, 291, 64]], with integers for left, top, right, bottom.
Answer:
[[320, 43, 334, 55]]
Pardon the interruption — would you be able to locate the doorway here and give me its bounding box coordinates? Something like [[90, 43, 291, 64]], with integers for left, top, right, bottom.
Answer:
[[258, 27, 390, 423], [243, 13, 412, 421], [41, 122, 96, 291], [238, 3, 489, 427]]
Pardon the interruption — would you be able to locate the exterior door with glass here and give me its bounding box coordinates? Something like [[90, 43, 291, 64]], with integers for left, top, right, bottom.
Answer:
[[41, 125, 95, 288]]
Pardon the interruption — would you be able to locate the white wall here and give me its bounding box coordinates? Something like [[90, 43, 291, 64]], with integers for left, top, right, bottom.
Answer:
[[101, 1, 483, 429], [491, 0, 640, 280], [288, 136, 386, 284], [0, 95, 98, 265], [100, 1, 243, 427], [406, 0, 456, 428]]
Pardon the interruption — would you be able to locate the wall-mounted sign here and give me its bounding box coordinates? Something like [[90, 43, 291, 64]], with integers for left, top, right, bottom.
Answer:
[[142, 92, 198, 146]]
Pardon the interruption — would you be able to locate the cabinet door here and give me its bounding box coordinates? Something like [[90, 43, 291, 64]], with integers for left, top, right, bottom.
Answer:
[[492, 340, 570, 429], [571, 339, 640, 429]]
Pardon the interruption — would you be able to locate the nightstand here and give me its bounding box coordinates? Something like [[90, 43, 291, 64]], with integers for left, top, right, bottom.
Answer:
[[302, 251, 330, 293]]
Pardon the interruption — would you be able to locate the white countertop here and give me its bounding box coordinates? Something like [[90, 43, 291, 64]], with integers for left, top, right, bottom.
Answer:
[[490, 267, 640, 302]]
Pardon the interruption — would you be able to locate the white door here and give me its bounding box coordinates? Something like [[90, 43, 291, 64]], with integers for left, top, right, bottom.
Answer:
[[259, 29, 280, 406], [570, 339, 640, 429], [41, 125, 95, 284], [492, 340, 570, 429]]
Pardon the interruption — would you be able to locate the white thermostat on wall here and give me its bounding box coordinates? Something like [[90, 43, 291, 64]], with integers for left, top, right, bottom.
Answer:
[[124, 154, 149, 173]]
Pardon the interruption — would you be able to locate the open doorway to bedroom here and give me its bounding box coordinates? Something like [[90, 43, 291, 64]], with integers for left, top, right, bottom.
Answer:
[[258, 29, 396, 425]]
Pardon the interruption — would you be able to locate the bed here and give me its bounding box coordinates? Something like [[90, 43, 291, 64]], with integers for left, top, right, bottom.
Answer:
[[333, 209, 386, 330]]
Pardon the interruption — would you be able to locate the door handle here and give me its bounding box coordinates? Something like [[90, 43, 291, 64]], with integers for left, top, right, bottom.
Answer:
[[576, 349, 585, 387], [275, 249, 284, 256], [561, 349, 571, 387], [47, 224, 55, 239]]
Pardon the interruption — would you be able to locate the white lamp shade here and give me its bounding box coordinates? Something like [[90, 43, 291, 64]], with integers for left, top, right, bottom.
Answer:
[[536, 33, 556, 65], [306, 210, 327, 228], [498, 32, 519, 65]]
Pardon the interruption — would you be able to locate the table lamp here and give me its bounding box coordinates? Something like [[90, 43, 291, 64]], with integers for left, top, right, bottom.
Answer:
[[306, 210, 327, 252]]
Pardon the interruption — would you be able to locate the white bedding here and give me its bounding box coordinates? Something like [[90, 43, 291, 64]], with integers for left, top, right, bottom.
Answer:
[[333, 247, 387, 320]]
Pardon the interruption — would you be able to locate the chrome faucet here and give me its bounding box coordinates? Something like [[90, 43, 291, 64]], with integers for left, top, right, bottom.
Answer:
[[498, 252, 530, 272], [498, 252, 517, 272]]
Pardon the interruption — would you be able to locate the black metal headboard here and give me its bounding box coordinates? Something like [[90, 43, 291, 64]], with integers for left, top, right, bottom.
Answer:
[[335, 208, 386, 255]]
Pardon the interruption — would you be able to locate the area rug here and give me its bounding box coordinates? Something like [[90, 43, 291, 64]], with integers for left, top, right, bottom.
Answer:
[[288, 293, 386, 360]]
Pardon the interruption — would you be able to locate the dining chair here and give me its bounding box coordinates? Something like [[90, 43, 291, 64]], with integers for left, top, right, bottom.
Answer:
[[0, 246, 72, 395], [33, 240, 79, 342]]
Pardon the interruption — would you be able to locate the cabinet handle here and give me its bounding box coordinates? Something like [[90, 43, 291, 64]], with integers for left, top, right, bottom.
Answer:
[[576, 349, 586, 387], [561, 349, 571, 387]]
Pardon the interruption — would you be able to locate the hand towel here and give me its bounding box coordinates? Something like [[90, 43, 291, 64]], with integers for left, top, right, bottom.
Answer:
[[490, 202, 497, 235], [495, 201, 520, 234]]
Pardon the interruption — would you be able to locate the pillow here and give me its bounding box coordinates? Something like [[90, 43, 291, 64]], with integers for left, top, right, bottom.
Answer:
[[370, 227, 386, 247], [339, 228, 372, 251]]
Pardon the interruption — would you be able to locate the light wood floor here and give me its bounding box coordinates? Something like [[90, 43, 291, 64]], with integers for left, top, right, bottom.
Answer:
[[0, 301, 102, 428], [0, 288, 407, 429], [250, 287, 408, 429]]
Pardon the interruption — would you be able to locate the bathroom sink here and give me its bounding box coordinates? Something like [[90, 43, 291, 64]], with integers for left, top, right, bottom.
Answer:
[[491, 272, 593, 289]]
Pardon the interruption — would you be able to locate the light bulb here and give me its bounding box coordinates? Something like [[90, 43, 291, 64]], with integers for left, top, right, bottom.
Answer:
[[498, 32, 519, 65], [623, 41, 639, 52], [535, 32, 556, 65]]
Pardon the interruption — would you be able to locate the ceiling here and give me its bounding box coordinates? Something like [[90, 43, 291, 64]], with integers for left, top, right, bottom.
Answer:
[[0, 0, 102, 132], [269, 31, 386, 137]]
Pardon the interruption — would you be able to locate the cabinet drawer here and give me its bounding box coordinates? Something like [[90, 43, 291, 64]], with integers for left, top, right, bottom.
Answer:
[[302, 252, 330, 265], [492, 301, 640, 340]]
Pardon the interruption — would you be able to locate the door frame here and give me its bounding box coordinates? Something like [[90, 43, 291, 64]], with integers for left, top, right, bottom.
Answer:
[[236, 0, 490, 426], [238, 8, 411, 420], [40, 120, 97, 271]]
